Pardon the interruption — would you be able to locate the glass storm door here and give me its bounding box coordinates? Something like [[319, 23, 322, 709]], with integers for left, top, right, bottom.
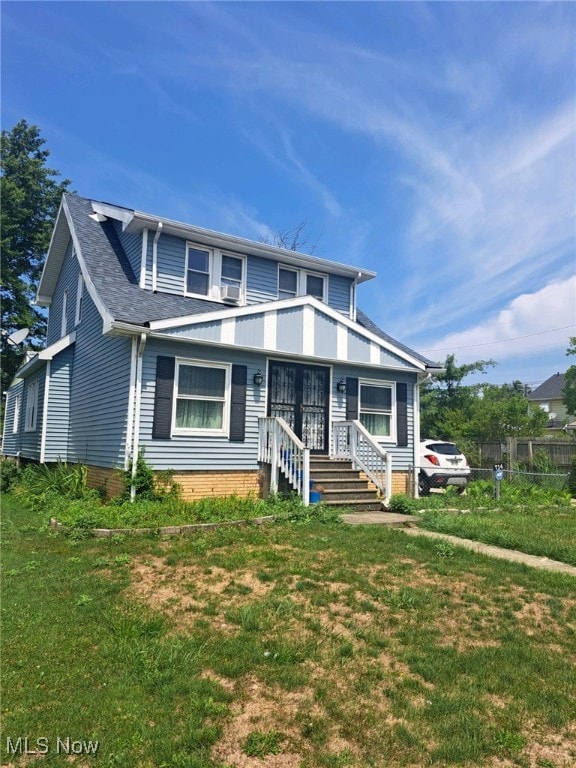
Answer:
[[268, 362, 329, 453]]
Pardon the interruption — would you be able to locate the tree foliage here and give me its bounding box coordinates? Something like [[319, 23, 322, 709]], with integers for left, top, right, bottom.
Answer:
[[563, 337, 576, 416], [1, 119, 70, 393], [421, 354, 547, 440], [259, 220, 321, 253]]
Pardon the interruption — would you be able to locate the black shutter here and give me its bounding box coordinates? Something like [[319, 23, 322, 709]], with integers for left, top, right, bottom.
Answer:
[[346, 377, 359, 420], [152, 356, 175, 439], [396, 382, 408, 447], [230, 365, 247, 442]]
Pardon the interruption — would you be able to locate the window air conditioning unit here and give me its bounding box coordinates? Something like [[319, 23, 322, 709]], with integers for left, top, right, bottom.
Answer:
[[221, 285, 241, 303]]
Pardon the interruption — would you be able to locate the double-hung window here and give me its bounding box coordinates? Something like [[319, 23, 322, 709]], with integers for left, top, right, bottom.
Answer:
[[221, 254, 244, 299], [173, 361, 229, 434], [359, 381, 394, 439], [75, 274, 84, 326], [25, 380, 39, 432], [277, 267, 325, 301], [186, 246, 211, 297]]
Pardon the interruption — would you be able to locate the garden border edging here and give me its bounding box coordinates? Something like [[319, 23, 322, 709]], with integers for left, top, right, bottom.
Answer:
[[49, 515, 277, 537]]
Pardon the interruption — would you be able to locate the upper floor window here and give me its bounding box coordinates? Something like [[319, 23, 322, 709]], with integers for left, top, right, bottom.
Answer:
[[25, 380, 39, 432], [61, 290, 68, 337], [359, 381, 394, 439], [186, 246, 211, 297], [75, 274, 84, 326], [306, 273, 325, 301], [278, 268, 298, 300], [277, 267, 326, 302]]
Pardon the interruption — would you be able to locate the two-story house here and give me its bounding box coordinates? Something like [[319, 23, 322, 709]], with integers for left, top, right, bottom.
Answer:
[[2, 194, 441, 506]]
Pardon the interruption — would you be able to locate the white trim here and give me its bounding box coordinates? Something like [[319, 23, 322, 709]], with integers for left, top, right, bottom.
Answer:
[[130, 333, 147, 501], [40, 361, 51, 463], [221, 317, 235, 345], [61, 197, 115, 330], [172, 358, 231, 437], [152, 222, 162, 292], [91, 201, 134, 229], [302, 305, 315, 355], [24, 379, 40, 432], [413, 381, 421, 496], [61, 289, 68, 338], [358, 378, 397, 443], [139, 228, 148, 289], [125, 336, 138, 470], [75, 273, 84, 326], [146, 295, 426, 370], [12, 392, 21, 434], [263, 311, 277, 349]]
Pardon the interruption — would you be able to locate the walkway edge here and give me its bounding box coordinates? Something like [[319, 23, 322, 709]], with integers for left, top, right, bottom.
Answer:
[[400, 527, 576, 576]]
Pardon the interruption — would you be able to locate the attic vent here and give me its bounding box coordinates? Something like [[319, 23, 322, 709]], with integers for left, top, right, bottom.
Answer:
[[221, 285, 241, 303], [89, 212, 108, 223]]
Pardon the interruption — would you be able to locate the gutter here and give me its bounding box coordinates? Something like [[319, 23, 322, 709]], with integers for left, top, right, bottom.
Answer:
[[130, 332, 147, 502]]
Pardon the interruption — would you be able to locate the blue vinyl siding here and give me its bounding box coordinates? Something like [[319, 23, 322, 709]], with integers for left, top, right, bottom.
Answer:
[[328, 274, 352, 315], [46, 239, 80, 345], [314, 312, 338, 360], [67, 292, 132, 468], [44, 345, 74, 462], [331, 365, 417, 470], [139, 338, 267, 470], [18, 368, 46, 461], [246, 256, 278, 304], [276, 308, 304, 354], [112, 220, 141, 280], [235, 313, 265, 348], [2, 380, 24, 456], [348, 330, 372, 363], [156, 233, 186, 294]]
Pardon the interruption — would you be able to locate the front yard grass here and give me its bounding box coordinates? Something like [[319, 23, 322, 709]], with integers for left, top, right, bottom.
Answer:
[[2, 495, 576, 768]]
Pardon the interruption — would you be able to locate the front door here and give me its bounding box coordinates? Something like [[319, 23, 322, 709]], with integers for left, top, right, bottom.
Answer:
[[268, 361, 330, 453]]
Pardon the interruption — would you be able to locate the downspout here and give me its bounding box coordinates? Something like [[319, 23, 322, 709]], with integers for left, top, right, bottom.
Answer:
[[349, 272, 362, 322], [414, 371, 432, 497], [139, 228, 149, 289], [152, 222, 163, 293], [130, 332, 147, 502]]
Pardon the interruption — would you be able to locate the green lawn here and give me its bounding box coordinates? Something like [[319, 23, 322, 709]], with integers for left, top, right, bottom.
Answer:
[[418, 505, 576, 566], [2, 495, 576, 768]]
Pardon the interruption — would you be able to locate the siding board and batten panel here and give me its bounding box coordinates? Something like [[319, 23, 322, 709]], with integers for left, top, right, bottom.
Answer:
[[276, 308, 304, 354], [235, 313, 265, 349], [348, 330, 372, 363], [314, 311, 338, 360]]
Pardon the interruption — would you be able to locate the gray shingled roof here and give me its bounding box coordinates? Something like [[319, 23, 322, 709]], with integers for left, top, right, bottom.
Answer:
[[527, 372, 566, 401], [67, 193, 439, 368]]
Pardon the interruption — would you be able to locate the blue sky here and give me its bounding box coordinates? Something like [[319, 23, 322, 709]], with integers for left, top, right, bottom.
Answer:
[[2, 1, 575, 387]]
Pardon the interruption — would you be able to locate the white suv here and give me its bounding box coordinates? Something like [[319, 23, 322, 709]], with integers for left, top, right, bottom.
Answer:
[[419, 440, 470, 496]]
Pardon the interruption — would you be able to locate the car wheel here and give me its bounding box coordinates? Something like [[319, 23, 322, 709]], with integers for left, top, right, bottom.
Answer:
[[418, 474, 430, 497]]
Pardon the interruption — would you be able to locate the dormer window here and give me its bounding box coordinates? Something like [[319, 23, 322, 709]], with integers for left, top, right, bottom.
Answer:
[[186, 246, 211, 297], [221, 255, 244, 291], [277, 267, 326, 302], [306, 274, 325, 301], [278, 268, 298, 300]]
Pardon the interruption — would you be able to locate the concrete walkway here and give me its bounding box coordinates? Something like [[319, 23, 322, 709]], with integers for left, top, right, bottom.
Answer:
[[342, 512, 576, 576]]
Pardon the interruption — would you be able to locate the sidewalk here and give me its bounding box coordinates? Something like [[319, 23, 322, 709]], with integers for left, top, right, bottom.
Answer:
[[342, 512, 576, 576]]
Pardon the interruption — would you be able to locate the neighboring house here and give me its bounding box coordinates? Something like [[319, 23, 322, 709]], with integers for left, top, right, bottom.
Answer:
[[527, 372, 574, 431], [2, 193, 441, 505]]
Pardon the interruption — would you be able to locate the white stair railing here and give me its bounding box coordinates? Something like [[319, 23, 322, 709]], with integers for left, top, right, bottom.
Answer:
[[331, 420, 391, 502], [258, 417, 310, 506]]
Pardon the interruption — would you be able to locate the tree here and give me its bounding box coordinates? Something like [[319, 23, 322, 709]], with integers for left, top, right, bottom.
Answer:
[[259, 220, 322, 253], [420, 354, 496, 438], [1, 120, 70, 394], [563, 337, 576, 416]]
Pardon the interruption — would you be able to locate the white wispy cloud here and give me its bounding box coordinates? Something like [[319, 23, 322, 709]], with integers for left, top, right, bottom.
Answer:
[[419, 276, 576, 364]]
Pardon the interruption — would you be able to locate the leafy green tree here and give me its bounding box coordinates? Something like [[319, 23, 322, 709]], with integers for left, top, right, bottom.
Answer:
[[563, 337, 576, 416], [1, 119, 71, 394], [464, 383, 548, 440]]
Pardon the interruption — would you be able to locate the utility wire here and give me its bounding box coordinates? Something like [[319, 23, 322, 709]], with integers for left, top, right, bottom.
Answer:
[[422, 324, 575, 353]]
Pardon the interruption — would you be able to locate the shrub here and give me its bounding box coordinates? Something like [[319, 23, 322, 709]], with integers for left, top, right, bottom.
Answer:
[[387, 494, 417, 514], [568, 456, 576, 498], [116, 450, 180, 502], [1, 458, 22, 493]]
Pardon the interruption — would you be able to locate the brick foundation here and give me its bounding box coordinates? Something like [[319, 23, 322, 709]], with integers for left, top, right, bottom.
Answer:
[[85, 465, 125, 499], [170, 470, 262, 501]]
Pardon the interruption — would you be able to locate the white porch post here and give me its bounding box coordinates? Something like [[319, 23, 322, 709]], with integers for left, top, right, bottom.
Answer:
[[302, 447, 310, 506]]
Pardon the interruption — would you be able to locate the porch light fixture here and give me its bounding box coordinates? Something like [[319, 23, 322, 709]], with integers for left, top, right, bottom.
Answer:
[[253, 369, 263, 387], [337, 378, 346, 394]]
